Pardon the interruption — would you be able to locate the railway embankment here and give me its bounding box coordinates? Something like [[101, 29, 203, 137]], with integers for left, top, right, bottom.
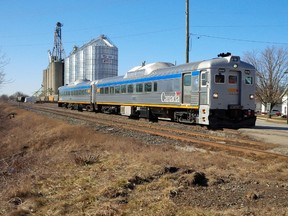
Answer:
[[1, 102, 288, 216]]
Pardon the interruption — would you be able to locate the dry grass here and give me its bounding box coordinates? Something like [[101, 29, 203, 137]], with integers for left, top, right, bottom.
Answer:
[[0, 102, 288, 216]]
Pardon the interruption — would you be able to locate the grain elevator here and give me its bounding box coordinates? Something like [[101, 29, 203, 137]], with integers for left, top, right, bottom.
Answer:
[[42, 23, 118, 97], [42, 22, 65, 96]]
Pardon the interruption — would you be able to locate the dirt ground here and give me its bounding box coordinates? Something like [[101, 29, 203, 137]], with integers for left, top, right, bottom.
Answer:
[[0, 103, 288, 216]]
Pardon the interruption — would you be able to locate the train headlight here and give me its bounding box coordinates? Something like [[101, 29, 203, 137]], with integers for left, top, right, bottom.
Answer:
[[233, 64, 238, 68], [213, 92, 219, 99], [249, 94, 254, 100]]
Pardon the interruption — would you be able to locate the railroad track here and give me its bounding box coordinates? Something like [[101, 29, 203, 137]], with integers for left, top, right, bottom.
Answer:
[[20, 103, 288, 160]]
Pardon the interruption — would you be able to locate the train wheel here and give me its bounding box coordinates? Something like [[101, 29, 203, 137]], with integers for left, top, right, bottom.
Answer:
[[86, 105, 93, 112]]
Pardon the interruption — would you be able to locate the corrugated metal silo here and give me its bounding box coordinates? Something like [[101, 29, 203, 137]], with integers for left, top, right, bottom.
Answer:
[[64, 58, 69, 85], [69, 54, 76, 84], [75, 50, 84, 80], [64, 35, 118, 84], [94, 45, 118, 80], [83, 45, 93, 81]]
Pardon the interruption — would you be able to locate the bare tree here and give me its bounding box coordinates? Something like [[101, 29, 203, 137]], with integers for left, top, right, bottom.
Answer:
[[243, 46, 288, 111], [0, 94, 9, 101], [0, 49, 9, 88]]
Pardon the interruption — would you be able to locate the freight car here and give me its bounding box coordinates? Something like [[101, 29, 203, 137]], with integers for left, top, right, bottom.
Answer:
[[58, 53, 256, 128]]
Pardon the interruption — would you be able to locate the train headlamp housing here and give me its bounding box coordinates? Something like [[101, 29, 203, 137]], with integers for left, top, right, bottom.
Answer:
[[231, 56, 239, 62], [249, 94, 254, 100], [233, 64, 238, 69], [213, 92, 219, 99]]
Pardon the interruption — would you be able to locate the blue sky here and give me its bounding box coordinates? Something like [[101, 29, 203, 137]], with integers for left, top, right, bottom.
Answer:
[[0, 0, 287, 96]]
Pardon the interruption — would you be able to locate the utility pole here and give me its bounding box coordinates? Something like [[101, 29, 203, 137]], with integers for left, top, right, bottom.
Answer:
[[186, 0, 189, 63]]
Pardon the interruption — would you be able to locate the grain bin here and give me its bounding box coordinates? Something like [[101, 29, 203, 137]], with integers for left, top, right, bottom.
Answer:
[[64, 35, 118, 85]]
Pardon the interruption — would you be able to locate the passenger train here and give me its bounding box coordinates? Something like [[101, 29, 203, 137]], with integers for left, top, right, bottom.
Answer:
[[58, 53, 256, 128]]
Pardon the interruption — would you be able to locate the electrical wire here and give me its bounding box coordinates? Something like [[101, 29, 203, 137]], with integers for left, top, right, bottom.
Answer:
[[190, 33, 288, 45]]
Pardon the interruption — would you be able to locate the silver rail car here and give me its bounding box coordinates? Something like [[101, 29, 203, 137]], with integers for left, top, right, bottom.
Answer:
[[58, 79, 95, 111], [58, 54, 256, 128]]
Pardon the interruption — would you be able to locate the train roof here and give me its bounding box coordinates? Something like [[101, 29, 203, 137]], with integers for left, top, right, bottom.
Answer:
[[58, 54, 256, 89], [58, 79, 93, 90], [91, 55, 255, 86], [122, 55, 255, 79]]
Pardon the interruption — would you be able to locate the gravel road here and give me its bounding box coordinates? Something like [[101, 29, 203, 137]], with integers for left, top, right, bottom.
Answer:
[[239, 118, 288, 155]]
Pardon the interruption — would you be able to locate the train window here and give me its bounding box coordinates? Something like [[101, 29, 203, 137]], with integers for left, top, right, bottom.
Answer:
[[136, 83, 143, 92], [121, 85, 127, 93], [144, 83, 152, 92], [104, 87, 109, 94], [245, 76, 253, 85], [128, 84, 134, 93], [110, 87, 115, 94], [184, 74, 192, 86], [153, 82, 158, 92], [201, 72, 207, 86], [100, 88, 104, 94], [215, 74, 225, 83], [115, 86, 120, 94], [228, 75, 237, 84]]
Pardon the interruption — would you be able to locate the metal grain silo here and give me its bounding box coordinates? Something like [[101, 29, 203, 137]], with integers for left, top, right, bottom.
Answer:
[[69, 53, 76, 84], [94, 44, 118, 80], [64, 58, 69, 85], [83, 45, 93, 81], [64, 34, 118, 84], [75, 50, 84, 80]]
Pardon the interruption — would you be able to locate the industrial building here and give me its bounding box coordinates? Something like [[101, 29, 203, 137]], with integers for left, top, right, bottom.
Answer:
[[64, 35, 118, 85], [41, 22, 118, 98], [42, 22, 65, 98]]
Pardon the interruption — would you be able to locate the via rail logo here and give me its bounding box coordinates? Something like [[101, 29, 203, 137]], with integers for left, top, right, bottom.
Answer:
[[161, 92, 181, 103]]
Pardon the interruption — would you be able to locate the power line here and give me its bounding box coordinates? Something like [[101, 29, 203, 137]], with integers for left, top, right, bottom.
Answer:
[[190, 33, 288, 45], [191, 24, 286, 28]]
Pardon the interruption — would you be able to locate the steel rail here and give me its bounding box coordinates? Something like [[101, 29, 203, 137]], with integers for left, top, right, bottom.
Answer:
[[21, 104, 288, 161]]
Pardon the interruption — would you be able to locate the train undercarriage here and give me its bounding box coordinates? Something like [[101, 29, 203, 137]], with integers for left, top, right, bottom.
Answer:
[[58, 102, 256, 129]]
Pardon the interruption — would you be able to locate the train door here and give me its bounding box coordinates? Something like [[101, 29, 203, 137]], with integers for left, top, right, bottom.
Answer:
[[182, 73, 192, 104], [199, 71, 209, 125], [199, 71, 208, 105], [227, 70, 241, 105], [182, 71, 199, 105]]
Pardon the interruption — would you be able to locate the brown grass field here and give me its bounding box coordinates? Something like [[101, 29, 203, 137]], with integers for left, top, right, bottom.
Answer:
[[0, 102, 287, 216]]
